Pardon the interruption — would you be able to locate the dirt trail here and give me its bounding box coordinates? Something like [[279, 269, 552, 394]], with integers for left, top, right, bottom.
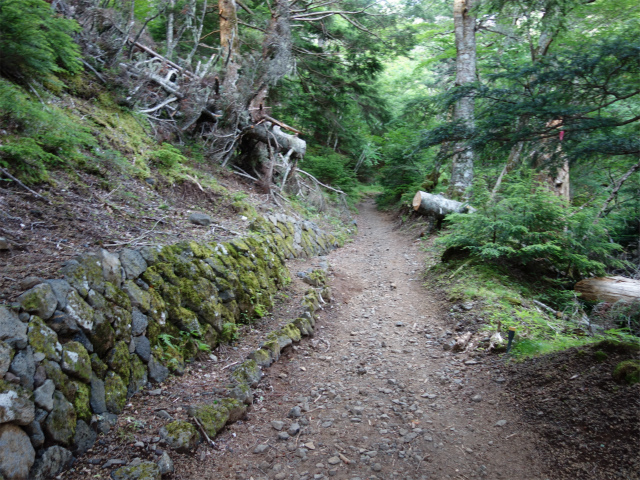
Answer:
[[174, 200, 546, 480]]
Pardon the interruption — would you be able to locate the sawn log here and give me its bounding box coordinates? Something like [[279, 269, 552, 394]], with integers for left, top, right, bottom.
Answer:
[[412, 191, 474, 218], [574, 276, 640, 303]]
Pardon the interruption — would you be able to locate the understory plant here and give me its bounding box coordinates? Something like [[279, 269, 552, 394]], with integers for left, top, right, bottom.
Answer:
[[437, 177, 625, 279]]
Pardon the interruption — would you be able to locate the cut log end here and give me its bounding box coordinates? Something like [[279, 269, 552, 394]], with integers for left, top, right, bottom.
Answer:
[[575, 276, 640, 303], [412, 191, 423, 211]]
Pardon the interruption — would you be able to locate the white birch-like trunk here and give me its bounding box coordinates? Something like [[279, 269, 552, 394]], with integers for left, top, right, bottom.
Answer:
[[449, 0, 476, 199]]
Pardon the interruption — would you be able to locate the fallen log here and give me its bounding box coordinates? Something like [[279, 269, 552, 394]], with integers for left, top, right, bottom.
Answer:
[[575, 276, 640, 303], [412, 191, 474, 219]]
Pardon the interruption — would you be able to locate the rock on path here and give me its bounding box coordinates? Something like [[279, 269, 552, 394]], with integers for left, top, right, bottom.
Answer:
[[168, 201, 546, 480]]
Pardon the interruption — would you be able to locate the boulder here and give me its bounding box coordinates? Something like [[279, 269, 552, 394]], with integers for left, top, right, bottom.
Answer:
[[17, 284, 57, 320], [33, 379, 55, 412], [157, 451, 174, 475], [9, 347, 35, 390], [60, 342, 91, 383], [44, 391, 76, 446], [63, 290, 94, 332], [44, 280, 73, 310], [120, 249, 148, 280], [0, 381, 35, 425], [28, 446, 74, 480], [159, 420, 200, 453], [0, 307, 28, 349], [0, 424, 35, 480], [122, 281, 151, 313]]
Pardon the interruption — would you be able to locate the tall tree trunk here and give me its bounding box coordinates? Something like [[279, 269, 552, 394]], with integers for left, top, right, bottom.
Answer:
[[448, 0, 477, 199], [219, 0, 240, 95], [166, 0, 175, 60]]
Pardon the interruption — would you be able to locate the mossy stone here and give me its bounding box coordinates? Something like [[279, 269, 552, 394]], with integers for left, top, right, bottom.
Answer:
[[160, 420, 200, 453], [128, 355, 147, 398], [64, 290, 95, 332], [42, 360, 76, 402], [112, 461, 161, 480], [168, 306, 202, 336], [219, 398, 246, 422], [106, 341, 131, 381], [90, 354, 108, 379], [293, 318, 313, 337], [73, 381, 91, 422], [160, 283, 181, 310], [281, 324, 301, 343], [189, 403, 229, 438], [173, 258, 198, 279], [147, 289, 166, 323], [61, 341, 92, 383], [104, 371, 127, 414], [110, 306, 132, 342], [44, 390, 76, 446], [199, 299, 223, 331], [231, 360, 261, 387], [89, 315, 115, 357], [261, 339, 280, 362], [28, 316, 61, 362], [123, 280, 151, 313], [613, 360, 640, 385], [141, 267, 165, 289], [104, 282, 132, 310], [248, 348, 272, 367], [188, 241, 214, 259]]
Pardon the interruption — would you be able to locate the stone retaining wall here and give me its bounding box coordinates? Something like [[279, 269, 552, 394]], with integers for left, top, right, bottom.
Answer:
[[0, 214, 341, 479]]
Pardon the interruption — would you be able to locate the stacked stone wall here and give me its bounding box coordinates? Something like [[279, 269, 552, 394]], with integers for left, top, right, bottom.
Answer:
[[0, 214, 340, 479]]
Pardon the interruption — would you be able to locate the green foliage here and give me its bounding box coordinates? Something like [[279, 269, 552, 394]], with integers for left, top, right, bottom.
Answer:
[[0, 0, 81, 81], [220, 322, 239, 343], [301, 146, 358, 193], [438, 177, 624, 278], [149, 143, 187, 170], [0, 79, 96, 182]]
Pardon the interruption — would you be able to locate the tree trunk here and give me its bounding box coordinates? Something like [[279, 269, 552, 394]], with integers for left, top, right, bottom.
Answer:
[[575, 276, 640, 303], [413, 191, 474, 219], [219, 0, 240, 95], [448, 0, 477, 199]]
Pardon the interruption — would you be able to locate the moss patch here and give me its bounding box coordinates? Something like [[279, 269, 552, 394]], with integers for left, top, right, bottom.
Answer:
[[104, 371, 127, 414], [73, 381, 91, 422], [190, 403, 229, 438], [612, 360, 640, 385], [106, 341, 131, 382]]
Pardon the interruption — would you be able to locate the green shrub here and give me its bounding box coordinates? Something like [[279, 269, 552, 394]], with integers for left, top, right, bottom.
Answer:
[[0, 0, 81, 81], [438, 177, 624, 278], [149, 143, 187, 170]]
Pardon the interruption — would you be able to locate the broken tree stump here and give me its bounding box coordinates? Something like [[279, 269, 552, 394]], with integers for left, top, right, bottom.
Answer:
[[412, 191, 474, 219], [575, 276, 640, 303]]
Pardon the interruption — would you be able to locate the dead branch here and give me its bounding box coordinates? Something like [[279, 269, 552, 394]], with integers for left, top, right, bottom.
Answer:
[[296, 168, 346, 196], [0, 167, 52, 204]]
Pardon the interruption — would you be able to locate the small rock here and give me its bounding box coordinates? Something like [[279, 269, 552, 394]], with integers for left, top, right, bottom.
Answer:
[[371, 463, 382, 472], [253, 444, 269, 454], [288, 406, 302, 418], [157, 451, 174, 475], [471, 394, 483, 403], [188, 213, 212, 226], [73, 420, 97, 455], [494, 420, 507, 427], [29, 445, 73, 480], [34, 379, 56, 412], [271, 420, 284, 431], [288, 423, 300, 436], [277, 432, 290, 441], [156, 410, 173, 421], [0, 237, 10, 250], [327, 456, 340, 465], [103, 459, 127, 469], [112, 460, 161, 480], [0, 424, 36, 479]]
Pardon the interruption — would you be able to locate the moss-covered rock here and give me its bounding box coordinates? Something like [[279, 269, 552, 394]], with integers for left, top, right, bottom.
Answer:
[[227, 381, 251, 405], [90, 354, 108, 379], [159, 420, 200, 453], [219, 398, 246, 423], [110, 306, 133, 342], [28, 316, 61, 362], [231, 360, 261, 387], [188, 403, 229, 438], [104, 371, 127, 414], [261, 339, 281, 363], [42, 360, 76, 402], [44, 391, 76, 446], [89, 314, 115, 357], [106, 341, 131, 381], [613, 360, 640, 385], [123, 280, 151, 313], [111, 461, 161, 480], [61, 341, 91, 383], [147, 289, 166, 324], [141, 267, 165, 289], [281, 324, 301, 343], [292, 318, 313, 337], [0, 380, 35, 425], [17, 283, 58, 320], [72, 381, 91, 422], [128, 355, 147, 398], [248, 348, 272, 368], [168, 306, 202, 337], [104, 282, 132, 310], [199, 299, 223, 331], [64, 290, 95, 332]]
